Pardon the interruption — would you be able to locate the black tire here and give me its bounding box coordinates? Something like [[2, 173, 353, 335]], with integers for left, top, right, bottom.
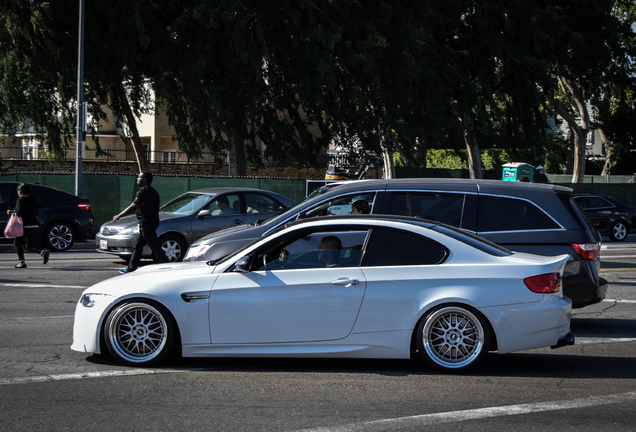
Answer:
[[104, 300, 178, 366], [609, 221, 628, 242], [415, 305, 490, 372], [159, 234, 186, 262], [43, 220, 75, 251]]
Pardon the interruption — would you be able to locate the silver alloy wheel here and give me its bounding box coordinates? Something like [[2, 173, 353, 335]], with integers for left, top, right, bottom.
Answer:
[[106, 302, 168, 364], [162, 238, 183, 261], [421, 306, 485, 369], [47, 222, 74, 251], [611, 221, 627, 241]]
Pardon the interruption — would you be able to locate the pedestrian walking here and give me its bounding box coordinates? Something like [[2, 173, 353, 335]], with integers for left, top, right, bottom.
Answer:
[[113, 172, 168, 274], [7, 183, 49, 268]]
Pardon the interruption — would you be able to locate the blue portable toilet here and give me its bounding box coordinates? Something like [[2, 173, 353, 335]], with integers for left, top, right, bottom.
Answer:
[[502, 162, 535, 182]]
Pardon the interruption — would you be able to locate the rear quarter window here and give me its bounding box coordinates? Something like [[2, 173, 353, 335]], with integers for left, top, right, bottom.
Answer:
[[361, 228, 448, 266], [477, 195, 560, 232]]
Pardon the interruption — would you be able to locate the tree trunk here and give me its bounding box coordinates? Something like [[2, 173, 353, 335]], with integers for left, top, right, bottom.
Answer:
[[546, 76, 590, 183], [228, 129, 247, 176], [458, 109, 483, 179], [114, 82, 148, 173], [598, 128, 614, 176]]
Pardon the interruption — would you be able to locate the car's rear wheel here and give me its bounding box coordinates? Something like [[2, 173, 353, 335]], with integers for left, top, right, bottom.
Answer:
[[44, 221, 75, 251], [415, 305, 489, 372], [159, 234, 186, 262], [610, 220, 628, 242], [104, 301, 177, 366]]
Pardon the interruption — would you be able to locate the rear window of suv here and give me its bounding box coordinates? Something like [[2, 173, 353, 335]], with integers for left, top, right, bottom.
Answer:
[[476, 195, 561, 232]]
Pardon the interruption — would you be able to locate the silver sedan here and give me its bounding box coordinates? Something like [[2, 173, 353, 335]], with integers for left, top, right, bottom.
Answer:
[[95, 187, 295, 262]]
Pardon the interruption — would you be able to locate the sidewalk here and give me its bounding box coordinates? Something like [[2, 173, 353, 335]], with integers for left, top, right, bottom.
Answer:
[[0, 239, 96, 252]]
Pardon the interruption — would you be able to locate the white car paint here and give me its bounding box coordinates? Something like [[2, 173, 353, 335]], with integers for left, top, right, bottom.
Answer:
[[72, 216, 572, 371]]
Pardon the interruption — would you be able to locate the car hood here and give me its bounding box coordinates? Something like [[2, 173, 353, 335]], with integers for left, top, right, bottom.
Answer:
[[82, 261, 217, 296], [192, 222, 268, 246]]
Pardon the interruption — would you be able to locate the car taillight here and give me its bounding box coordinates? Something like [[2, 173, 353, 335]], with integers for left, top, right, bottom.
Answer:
[[77, 202, 91, 211], [524, 273, 562, 294], [572, 242, 600, 260]]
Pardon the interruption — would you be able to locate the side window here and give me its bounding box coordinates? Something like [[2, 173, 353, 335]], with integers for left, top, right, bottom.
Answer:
[[477, 195, 560, 232], [252, 229, 369, 271], [586, 196, 613, 209], [210, 194, 240, 216], [304, 193, 376, 218], [361, 228, 448, 266], [245, 193, 286, 213], [0, 184, 12, 206], [389, 193, 466, 228]]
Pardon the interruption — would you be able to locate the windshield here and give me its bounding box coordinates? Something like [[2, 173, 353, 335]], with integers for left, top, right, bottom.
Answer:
[[160, 193, 210, 216], [251, 183, 345, 226]]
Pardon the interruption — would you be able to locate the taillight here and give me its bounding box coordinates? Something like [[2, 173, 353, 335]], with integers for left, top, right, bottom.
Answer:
[[572, 242, 600, 260], [524, 272, 562, 294], [77, 202, 91, 211]]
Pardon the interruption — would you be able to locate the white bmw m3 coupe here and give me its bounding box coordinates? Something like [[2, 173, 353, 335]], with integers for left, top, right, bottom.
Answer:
[[72, 215, 573, 372]]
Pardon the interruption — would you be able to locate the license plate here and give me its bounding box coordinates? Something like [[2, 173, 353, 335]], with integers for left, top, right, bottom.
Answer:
[[99, 240, 108, 250]]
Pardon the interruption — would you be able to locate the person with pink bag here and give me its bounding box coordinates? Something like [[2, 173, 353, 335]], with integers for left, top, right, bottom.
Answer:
[[6, 183, 49, 269]]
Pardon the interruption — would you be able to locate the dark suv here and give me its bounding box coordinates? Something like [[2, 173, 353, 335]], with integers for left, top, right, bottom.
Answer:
[[184, 179, 607, 308], [0, 182, 94, 251]]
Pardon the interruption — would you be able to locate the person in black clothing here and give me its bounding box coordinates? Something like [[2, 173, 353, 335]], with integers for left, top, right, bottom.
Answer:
[[113, 172, 168, 274], [7, 183, 49, 268]]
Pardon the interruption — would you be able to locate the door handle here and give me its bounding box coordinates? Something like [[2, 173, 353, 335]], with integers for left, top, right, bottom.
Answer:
[[330, 278, 359, 287], [233, 219, 242, 224]]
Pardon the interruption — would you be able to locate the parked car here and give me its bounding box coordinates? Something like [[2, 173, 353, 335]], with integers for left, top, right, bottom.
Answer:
[[72, 215, 573, 372], [0, 182, 94, 251], [184, 179, 606, 308], [95, 187, 295, 262], [572, 194, 636, 242]]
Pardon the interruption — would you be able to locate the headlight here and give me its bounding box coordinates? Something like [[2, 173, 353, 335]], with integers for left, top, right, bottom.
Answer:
[[119, 225, 140, 236], [80, 293, 110, 308], [184, 244, 212, 261]]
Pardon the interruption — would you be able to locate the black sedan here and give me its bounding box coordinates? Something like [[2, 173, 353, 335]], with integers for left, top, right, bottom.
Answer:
[[573, 194, 636, 241], [0, 182, 95, 251]]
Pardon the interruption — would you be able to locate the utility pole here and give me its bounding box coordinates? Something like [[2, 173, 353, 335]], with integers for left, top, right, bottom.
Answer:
[[75, 0, 85, 197]]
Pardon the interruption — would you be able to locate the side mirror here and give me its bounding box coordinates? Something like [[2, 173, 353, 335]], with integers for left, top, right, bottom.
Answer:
[[235, 256, 251, 272], [197, 209, 212, 219]]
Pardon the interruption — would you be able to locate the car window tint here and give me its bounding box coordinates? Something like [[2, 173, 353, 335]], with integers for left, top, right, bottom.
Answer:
[[0, 184, 12, 205], [389, 193, 466, 228], [586, 196, 613, 209], [304, 193, 376, 218], [245, 193, 285, 213], [253, 229, 369, 271], [30, 186, 72, 205], [361, 228, 448, 266], [210, 194, 241, 215], [477, 195, 560, 232]]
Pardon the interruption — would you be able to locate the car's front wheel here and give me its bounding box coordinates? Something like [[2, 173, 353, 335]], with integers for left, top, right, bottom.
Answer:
[[104, 301, 177, 366], [610, 220, 628, 242], [415, 305, 490, 372], [159, 234, 186, 262], [44, 221, 75, 251]]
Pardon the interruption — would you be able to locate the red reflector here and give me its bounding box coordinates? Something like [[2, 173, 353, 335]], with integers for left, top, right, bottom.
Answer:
[[572, 242, 600, 260], [77, 202, 91, 211], [524, 273, 562, 294]]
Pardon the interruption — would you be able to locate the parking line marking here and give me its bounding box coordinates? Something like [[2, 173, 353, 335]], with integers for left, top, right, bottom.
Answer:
[[297, 391, 636, 431], [0, 369, 179, 386], [0, 283, 87, 289], [602, 298, 636, 303]]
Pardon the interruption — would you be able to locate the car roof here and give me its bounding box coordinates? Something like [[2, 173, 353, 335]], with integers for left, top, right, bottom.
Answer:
[[187, 187, 282, 195]]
